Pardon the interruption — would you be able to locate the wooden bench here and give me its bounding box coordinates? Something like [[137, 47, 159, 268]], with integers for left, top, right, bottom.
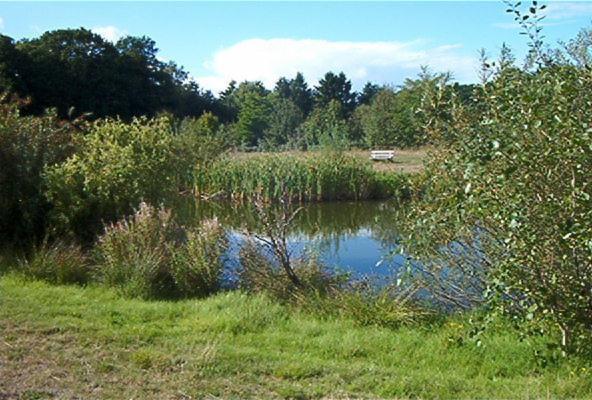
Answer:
[[370, 150, 395, 161]]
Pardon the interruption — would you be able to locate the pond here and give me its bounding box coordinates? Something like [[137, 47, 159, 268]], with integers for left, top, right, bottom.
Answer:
[[176, 199, 408, 281]]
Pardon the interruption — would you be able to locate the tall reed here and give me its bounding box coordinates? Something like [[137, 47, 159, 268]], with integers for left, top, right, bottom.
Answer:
[[196, 152, 404, 203]]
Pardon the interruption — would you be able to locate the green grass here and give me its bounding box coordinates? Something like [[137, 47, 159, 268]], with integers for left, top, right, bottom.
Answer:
[[1, 274, 591, 399]]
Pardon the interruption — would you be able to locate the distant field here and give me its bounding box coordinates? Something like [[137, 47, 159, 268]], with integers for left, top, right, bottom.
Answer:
[[1, 275, 591, 399], [230, 148, 428, 174]]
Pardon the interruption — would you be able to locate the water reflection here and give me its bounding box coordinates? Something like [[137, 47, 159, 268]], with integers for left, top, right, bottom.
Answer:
[[174, 199, 406, 278]]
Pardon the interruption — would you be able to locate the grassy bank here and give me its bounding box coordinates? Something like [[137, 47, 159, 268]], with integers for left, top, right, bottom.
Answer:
[[1, 274, 591, 399]]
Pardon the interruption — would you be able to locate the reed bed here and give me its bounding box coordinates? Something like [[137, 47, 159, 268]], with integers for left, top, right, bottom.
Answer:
[[195, 153, 406, 202]]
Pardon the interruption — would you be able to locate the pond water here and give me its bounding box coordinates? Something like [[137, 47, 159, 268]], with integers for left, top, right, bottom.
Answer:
[[176, 199, 408, 280]]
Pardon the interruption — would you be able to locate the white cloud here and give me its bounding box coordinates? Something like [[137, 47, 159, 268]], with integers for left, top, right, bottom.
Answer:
[[91, 25, 127, 43], [195, 38, 478, 94], [544, 2, 592, 20], [493, 2, 592, 30], [0, 17, 4, 30]]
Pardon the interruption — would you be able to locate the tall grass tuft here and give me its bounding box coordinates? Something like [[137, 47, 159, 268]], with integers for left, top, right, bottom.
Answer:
[[196, 152, 404, 203], [19, 240, 91, 285], [95, 202, 227, 299]]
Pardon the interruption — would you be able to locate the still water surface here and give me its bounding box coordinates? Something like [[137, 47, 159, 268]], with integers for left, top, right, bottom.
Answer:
[[177, 199, 407, 278]]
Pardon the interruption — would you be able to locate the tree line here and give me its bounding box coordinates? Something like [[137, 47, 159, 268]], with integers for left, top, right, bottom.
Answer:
[[0, 28, 476, 149]]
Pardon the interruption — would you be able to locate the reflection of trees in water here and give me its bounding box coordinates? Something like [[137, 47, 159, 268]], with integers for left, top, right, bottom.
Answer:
[[174, 198, 408, 280], [174, 198, 402, 243]]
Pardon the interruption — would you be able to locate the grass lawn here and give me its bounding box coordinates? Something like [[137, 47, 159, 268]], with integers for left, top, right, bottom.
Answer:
[[1, 274, 591, 399]]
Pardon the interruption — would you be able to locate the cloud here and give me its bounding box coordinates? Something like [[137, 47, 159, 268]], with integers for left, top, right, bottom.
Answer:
[[493, 2, 592, 30], [0, 17, 4, 30], [91, 25, 127, 43], [543, 2, 592, 20], [195, 38, 478, 94]]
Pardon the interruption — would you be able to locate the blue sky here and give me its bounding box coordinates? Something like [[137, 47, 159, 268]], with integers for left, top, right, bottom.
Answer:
[[1, 1, 591, 93]]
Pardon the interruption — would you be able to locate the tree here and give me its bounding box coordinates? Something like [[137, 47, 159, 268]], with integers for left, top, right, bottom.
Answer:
[[17, 28, 120, 117], [0, 35, 24, 93], [403, 15, 592, 353], [232, 81, 271, 147], [300, 99, 351, 149], [359, 84, 425, 148], [358, 82, 381, 105], [273, 72, 313, 117], [262, 96, 304, 149], [0, 101, 79, 244], [0, 29, 223, 120], [314, 72, 357, 117]]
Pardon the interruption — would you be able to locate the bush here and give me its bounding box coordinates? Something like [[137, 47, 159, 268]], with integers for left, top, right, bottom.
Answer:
[[44, 117, 188, 241], [238, 239, 426, 329], [404, 18, 592, 353], [0, 100, 78, 244], [19, 241, 91, 285], [95, 202, 227, 299]]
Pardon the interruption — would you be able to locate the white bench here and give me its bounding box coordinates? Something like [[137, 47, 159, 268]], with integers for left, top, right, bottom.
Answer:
[[370, 150, 395, 161]]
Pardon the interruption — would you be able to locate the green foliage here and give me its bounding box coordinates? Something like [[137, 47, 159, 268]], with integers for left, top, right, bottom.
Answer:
[[44, 117, 186, 240], [175, 112, 230, 181], [0, 100, 77, 244], [404, 19, 592, 353], [19, 240, 91, 285], [300, 100, 353, 148], [261, 96, 304, 149], [358, 71, 451, 148], [6, 28, 222, 120], [171, 219, 228, 297], [357, 82, 382, 105], [195, 152, 400, 203], [273, 72, 314, 117], [95, 202, 227, 299], [309, 285, 430, 330], [231, 82, 272, 147], [314, 71, 357, 116]]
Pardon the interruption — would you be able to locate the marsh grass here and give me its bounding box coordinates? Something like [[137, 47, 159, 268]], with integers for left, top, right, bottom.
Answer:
[[196, 152, 413, 203], [95, 202, 227, 300]]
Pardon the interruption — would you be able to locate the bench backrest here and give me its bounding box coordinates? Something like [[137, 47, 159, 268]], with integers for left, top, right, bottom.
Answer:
[[370, 150, 395, 160]]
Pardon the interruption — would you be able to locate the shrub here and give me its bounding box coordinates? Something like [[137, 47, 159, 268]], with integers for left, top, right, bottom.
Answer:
[[19, 240, 91, 285], [0, 99, 78, 244], [403, 15, 592, 353], [44, 117, 188, 241], [96, 202, 227, 299]]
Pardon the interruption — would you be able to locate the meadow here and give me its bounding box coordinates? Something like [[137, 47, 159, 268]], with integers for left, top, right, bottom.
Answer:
[[2, 275, 591, 399]]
